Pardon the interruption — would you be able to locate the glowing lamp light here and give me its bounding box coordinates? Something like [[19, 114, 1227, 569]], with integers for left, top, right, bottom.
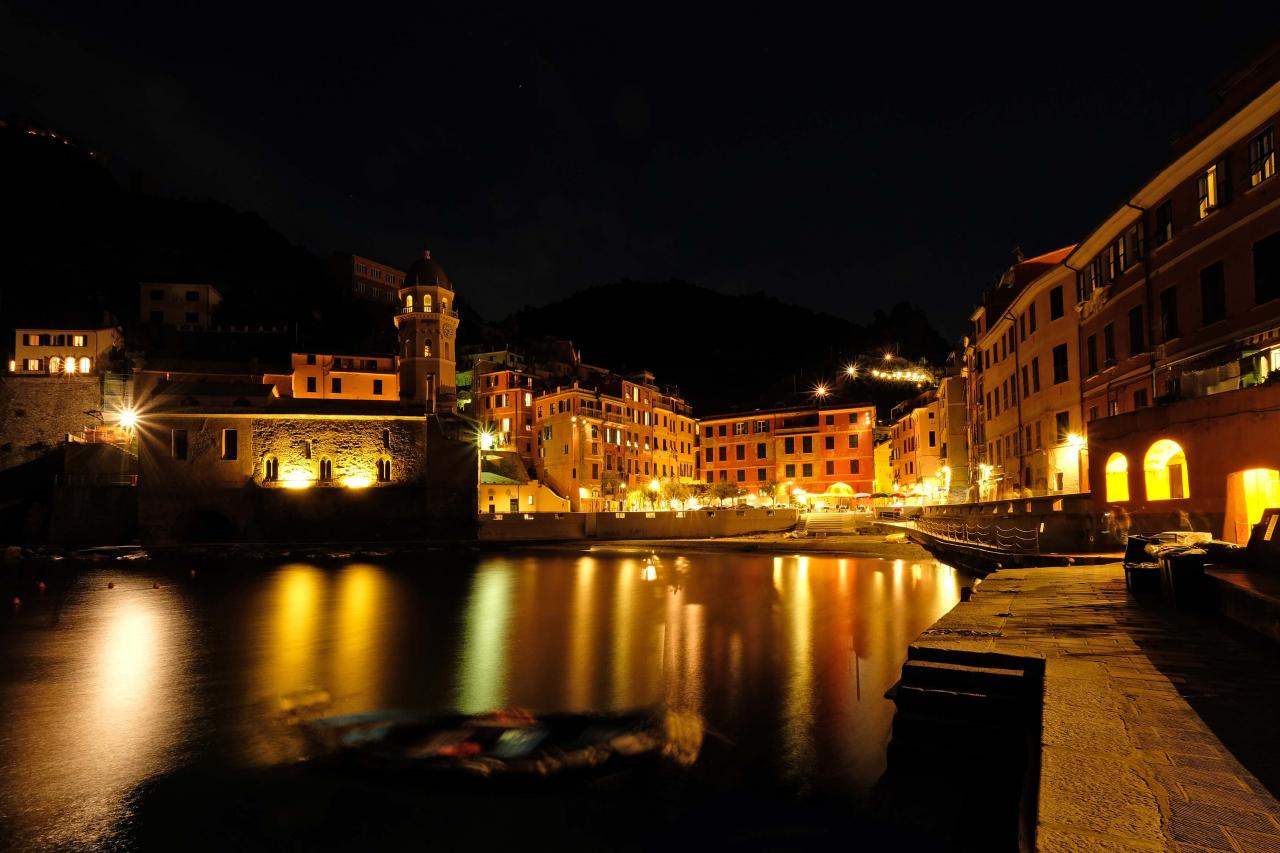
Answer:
[[341, 476, 371, 489], [1066, 432, 1086, 449], [883, 352, 894, 362], [64, 358, 76, 375], [845, 365, 858, 378], [649, 478, 660, 492], [813, 384, 829, 398], [641, 564, 657, 582], [117, 407, 139, 430], [281, 474, 314, 490], [477, 430, 496, 451]]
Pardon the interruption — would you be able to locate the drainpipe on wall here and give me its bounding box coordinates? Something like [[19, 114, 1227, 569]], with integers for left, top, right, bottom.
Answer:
[[1063, 259, 1087, 495], [1002, 309, 1025, 498]]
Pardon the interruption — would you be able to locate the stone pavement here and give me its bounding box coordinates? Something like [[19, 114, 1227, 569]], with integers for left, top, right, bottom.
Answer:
[[913, 563, 1280, 852]]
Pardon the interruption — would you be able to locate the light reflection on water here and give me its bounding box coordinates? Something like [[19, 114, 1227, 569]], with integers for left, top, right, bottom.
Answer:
[[0, 552, 962, 851]]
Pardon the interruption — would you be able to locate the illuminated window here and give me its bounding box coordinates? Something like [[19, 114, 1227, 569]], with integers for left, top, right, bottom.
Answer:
[[1144, 439, 1189, 501], [72, 335, 87, 347], [1249, 127, 1275, 187], [1239, 469, 1279, 526], [79, 357, 90, 373], [264, 456, 279, 481], [377, 457, 392, 482], [1105, 453, 1129, 502], [1196, 162, 1223, 218], [405, 294, 414, 311], [423, 295, 433, 312], [49, 356, 61, 373], [423, 341, 432, 357]]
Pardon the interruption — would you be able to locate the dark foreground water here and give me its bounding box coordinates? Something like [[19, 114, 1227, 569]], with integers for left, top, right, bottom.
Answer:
[[0, 550, 970, 852]]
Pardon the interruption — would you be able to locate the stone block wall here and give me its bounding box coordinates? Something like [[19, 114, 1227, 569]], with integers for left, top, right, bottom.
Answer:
[[0, 376, 103, 471]]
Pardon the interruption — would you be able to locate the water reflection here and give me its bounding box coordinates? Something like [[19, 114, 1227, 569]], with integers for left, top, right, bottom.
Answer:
[[456, 562, 513, 713], [2, 581, 193, 851], [0, 553, 964, 851]]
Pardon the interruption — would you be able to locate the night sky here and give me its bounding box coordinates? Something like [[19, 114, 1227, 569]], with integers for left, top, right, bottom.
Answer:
[[2, 4, 1275, 336]]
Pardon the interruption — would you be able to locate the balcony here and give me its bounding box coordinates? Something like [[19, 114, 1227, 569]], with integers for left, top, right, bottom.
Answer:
[[397, 306, 459, 318]]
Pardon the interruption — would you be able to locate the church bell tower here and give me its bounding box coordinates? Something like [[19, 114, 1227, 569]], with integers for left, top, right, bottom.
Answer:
[[394, 249, 460, 411]]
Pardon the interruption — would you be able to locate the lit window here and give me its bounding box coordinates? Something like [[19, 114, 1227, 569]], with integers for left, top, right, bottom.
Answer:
[[1235, 469, 1280, 527], [377, 457, 392, 482], [1144, 439, 1189, 501], [79, 357, 90, 373], [1105, 453, 1129, 502], [49, 356, 61, 374], [1249, 127, 1275, 187], [1197, 162, 1224, 219]]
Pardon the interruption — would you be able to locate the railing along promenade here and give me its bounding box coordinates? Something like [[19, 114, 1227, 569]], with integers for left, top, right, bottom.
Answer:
[[912, 516, 1042, 554]]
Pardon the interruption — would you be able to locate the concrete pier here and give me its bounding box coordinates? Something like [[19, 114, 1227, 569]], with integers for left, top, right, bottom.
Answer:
[[894, 563, 1280, 851]]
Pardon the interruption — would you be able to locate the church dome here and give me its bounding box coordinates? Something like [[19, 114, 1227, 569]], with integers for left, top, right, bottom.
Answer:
[[403, 249, 452, 289]]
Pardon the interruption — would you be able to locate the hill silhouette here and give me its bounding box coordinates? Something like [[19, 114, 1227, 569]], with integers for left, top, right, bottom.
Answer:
[[2, 121, 955, 414], [506, 281, 952, 414]]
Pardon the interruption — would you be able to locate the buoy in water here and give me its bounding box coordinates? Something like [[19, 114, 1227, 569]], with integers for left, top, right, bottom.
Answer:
[[107, 581, 115, 589]]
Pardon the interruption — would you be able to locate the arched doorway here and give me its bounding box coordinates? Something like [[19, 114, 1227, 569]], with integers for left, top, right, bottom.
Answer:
[[1144, 439, 1189, 501], [1105, 453, 1130, 502], [1224, 468, 1280, 543]]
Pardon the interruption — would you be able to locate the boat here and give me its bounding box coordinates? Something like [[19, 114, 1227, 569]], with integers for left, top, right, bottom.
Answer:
[[301, 708, 702, 780]]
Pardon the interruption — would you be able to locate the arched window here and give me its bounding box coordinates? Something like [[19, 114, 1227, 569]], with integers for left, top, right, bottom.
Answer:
[[1105, 453, 1130, 502], [377, 457, 392, 482], [64, 357, 77, 374], [319, 458, 333, 481], [423, 339, 432, 357], [264, 456, 279, 481], [49, 356, 61, 374], [1144, 439, 1190, 501], [405, 294, 414, 312], [423, 294, 433, 313], [79, 357, 90, 373]]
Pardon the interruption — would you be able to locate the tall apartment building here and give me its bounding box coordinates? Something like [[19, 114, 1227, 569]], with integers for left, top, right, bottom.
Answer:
[[889, 391, 941, 500], [968, 248, 1084, 500], [328, 254, 406, 305], [700, 404, 875, 504], [1071, 49, 1280, 541], [140, 283, 223, 328], [473, 358, 538, 468], [534, 374, 697, 511]]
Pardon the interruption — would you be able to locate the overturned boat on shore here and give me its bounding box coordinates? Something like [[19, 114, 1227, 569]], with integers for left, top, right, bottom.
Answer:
[[300, 708, 702, 780]]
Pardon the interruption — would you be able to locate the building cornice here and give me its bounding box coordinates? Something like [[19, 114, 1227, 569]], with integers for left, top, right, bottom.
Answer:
[[1067, 79, 1280, 266]]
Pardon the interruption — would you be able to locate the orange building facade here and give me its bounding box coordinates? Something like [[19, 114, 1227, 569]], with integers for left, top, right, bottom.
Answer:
[[265, 352, 398, 401], [534, 375, 697, 511], [473, 359, 538, 468], [700, 405, 874, 504], [1074, 64, 1280, 541]]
